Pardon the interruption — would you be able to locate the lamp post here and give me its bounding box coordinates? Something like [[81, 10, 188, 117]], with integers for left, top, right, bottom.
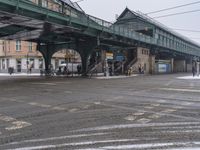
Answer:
[[26, 53, 29, 74]]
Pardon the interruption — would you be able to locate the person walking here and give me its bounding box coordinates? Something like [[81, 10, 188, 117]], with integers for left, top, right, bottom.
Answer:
[[192, 66, 196, 77]]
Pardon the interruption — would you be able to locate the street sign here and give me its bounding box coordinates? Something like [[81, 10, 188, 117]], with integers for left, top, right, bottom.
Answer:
[[106, 52, 113, 60]]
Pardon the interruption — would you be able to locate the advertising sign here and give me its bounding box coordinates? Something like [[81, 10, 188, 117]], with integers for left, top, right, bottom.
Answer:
[[106, 53, 113, 60], [158, 64, 167, 73]]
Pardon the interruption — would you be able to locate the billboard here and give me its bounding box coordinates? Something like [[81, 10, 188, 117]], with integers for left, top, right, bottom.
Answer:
[[158, 64, 167, 73]]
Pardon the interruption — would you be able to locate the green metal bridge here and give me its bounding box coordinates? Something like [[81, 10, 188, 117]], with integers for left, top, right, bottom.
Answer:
[[0, 0, 199, 73]]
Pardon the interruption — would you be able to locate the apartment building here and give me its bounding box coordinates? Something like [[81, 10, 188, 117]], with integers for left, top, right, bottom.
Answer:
[[0, 40, 80, 73], [0, 0, 82, 73]]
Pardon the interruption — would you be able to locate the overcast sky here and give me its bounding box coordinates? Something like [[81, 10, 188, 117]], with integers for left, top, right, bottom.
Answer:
[[75, 0, 200, 44]]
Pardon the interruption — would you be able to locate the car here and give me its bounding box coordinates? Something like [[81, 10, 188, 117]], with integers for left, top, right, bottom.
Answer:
[[56, 63, 81, 75]]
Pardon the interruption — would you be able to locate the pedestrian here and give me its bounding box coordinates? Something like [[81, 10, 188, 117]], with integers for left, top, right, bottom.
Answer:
[[192, 66, 196, 77], [29, 64, 32, 74], [8, 67, 13, 75], [138, 65, 142, 74], [77, 64, 81, 75]]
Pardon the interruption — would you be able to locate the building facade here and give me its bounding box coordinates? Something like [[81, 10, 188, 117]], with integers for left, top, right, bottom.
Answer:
[[0, 0, 82, 74], [0, 40, 80, 73]]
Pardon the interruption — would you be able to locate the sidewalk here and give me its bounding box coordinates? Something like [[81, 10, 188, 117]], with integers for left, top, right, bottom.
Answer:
[[0, 73, 40, 77], [93, 74, 138, 79], [0, 73, 139, 79]]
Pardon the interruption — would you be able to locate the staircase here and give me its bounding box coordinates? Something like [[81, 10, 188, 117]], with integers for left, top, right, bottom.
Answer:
[[114, 61, 126, 74], [127, 57, 138, 73], [88, 60, 102, 77]]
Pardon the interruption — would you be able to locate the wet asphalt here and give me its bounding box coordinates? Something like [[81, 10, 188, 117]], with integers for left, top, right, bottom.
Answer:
[[0, 73, 200, 150]]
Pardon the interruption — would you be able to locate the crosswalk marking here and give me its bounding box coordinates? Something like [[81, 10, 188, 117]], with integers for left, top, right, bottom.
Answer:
[[0, 114, 31, 132]]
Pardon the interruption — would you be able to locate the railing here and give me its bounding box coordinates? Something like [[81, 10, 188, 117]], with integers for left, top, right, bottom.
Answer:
[[127, 57, 137, 68]]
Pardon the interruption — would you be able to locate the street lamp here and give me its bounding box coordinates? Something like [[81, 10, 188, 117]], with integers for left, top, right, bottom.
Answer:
[[26, 53, 29, 74]]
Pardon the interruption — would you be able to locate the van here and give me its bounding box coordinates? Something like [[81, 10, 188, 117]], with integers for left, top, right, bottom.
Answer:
[[56, 63, 80, 75]]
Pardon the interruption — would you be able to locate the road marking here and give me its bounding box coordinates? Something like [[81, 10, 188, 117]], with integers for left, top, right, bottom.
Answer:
[[101, 102, 200, 121], [148, 114, 161, 119], [137, 118, 151, 124], [151, 103, 160, 107], [7, 139, 137, 150], [124, 115, 137, 121], [165, 80, 173, 86], [174, 106, 184, 109], [0, 114, 16, 122], [31, 83, 57, 86], [113, 96, 124, 100], [144, 106, 154, 109], [0, 114, 32, 131], [160, 129, 200, 134], [159, 88, 200, 93], [83, 105, 90, 109], [100, 142, 200, 149], [68, 108, 79, 112], [161, 109, 177, 113], [52, 106, 66, 111], [94, 102, 101, 105], [157, 100, 167, 103], [133, 112, 144, 116], [183, 102, 193, 106], [5, 121, 31, 131], [64, 91, 73, 94], [28, 102, 51, 108], [153, 125, 200, 130], [3, 133, 109, 146], [73, 122, 200, 132]]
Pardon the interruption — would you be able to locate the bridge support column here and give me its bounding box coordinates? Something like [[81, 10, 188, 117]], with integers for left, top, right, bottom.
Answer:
[[171, 58, 174, 73], [174, 59, 186, 72], [37, 43, 54, 73], [149, 55, 155, 74], [76, 38, 97, 76]]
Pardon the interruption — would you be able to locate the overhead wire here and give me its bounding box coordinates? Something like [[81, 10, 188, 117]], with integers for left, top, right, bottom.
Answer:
[[146, 1, 200, 14], [153, 9, 200, 18]]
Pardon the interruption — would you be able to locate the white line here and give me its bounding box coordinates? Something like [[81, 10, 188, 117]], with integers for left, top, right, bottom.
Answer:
[[165, 80, 173, 86], [161, 129, 200, 134], [102, 102, 199, 121], [6, 139, 137, 150], [3, 133, 109, 146], [31, 83, 56, 86], [154, 126, 200, 130], [159, 88, 200, 93], [28, 102, 51, 108], [73, 122, 200, 132], [166, 148, 200, 150], [100, 142, 200, 149]]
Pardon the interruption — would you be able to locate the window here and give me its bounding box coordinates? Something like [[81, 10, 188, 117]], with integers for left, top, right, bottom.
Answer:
[[42, 0, 48, 7], [29, 42, 32, 52], [2, 59, 5, 69], [16, 40, 21, 51], [39, 59, 43, 69], [30, 58, 34, 69], [6, 59, 9, 69]]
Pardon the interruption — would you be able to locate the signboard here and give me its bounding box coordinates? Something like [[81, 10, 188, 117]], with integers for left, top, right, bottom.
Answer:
[[158, 64, 167, 73], [116, 55, 125, 61], [106, 53, 113, 60]]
